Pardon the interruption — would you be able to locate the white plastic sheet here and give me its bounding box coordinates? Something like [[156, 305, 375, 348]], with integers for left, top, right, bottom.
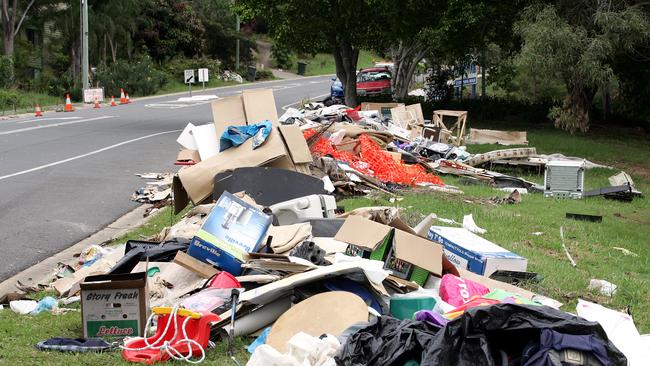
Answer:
[[247, 332, 340, 366], [576, 299, 650, 366]]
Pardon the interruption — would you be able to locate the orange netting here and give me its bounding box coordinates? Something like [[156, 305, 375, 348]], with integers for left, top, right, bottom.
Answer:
[[304, 129, 444, 186]]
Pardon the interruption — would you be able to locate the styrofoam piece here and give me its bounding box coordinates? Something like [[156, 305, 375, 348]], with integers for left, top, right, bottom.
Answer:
[[177, 123, 197, 150], [192, 123, 220, 161]]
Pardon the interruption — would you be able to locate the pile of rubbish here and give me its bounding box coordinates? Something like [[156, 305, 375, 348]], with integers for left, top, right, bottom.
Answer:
[[2, 89, 647, 365]]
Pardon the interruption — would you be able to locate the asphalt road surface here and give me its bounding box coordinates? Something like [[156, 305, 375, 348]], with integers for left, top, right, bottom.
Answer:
[[0, 75, 332, 281]]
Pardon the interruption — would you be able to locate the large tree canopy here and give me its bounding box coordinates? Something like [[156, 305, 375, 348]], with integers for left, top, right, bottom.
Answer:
[[515, 2, 650, 132]]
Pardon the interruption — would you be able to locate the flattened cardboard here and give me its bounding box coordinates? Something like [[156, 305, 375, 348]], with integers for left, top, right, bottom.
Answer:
[[242, 89, 278, 125], [266, 292, 367, 353], [173, 251, 219, 278], [178, 130, 287, 203], [468, 128, 528, 146], [334, 215, 392, 251], [211, 95, 247, 136], [80, 272, 149, 338], [393, 229, 442, 276], [177, 149, 201, 162], [405, 104, 425, 125], [278, 125, 313, 164], [172, 175, 190, 214]]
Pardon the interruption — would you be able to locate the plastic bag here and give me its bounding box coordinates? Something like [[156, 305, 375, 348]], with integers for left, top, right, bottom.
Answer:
[[439, 274, 490, 307]]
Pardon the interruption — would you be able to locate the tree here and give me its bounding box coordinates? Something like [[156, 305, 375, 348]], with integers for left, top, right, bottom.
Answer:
[[237, 0, 379, 106], [515, 3, 650, 132], [1, 0, 35, 57], [136, 0, 205, 63]]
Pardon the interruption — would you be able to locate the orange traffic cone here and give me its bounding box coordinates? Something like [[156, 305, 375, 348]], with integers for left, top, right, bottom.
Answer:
[[93, 97, 101, 108], [64, 94, 74, 112], [110, 96, 117, 107], [34, 104, 43, 117], [125, 93, 131, 104], [120, 88, 126, 104]]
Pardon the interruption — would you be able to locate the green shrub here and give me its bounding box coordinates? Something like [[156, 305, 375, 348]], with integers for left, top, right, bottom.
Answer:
[[0, 56, 14, 89], [94, 55, 167, 97], [0, 89, 20, 113], [255, 69, 274, 81], [271, 43, 293, 69]]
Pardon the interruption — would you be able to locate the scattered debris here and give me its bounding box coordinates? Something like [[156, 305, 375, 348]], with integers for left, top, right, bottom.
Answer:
[[587, 279, 618, 297], [612, 247, 638, 257], [560, 227, 577, 267], [566, 212, 603, 223]]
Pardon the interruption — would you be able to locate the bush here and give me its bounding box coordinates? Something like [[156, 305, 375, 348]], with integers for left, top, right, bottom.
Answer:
[[94, 55, 167, 97], [0, 89, 20, 113], [255, 68, 274, 81], [271, 43, 293, 69], [0, 56, 14, 89]]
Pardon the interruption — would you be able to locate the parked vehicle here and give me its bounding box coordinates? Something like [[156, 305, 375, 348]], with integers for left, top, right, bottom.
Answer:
[[325, 67, 392, 105]]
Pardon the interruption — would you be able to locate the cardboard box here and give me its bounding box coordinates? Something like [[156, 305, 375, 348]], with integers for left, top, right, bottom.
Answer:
[[360, 102, 404, 118], [177, 89, 311, 205], [188, 191, 272, 275], [80, 272, 149, 338], [427, 226, 528, 276], [335, 215, 392, 260], [335, 216, 443, 285], [176, 149, 201, 163]]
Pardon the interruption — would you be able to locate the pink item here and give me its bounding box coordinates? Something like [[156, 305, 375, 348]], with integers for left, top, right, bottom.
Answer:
[[439, 274, 490, 307]]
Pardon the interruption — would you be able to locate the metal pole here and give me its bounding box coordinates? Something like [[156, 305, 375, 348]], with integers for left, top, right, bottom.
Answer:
[[189, 82, 192, 98], [81, 0, 89, 91], [235, 14, 240, 70], [481, 47, 486, 100]]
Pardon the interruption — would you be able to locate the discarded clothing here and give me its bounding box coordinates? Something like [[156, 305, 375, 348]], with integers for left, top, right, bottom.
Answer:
[[247, 332, 340, 366], [35, 338, 113, 353], [337, 304, 627, 366], [220, 121, 272, 151]]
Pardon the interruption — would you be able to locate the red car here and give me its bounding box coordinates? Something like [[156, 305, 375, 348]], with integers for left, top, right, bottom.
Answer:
[[356, 67, 392, 96]]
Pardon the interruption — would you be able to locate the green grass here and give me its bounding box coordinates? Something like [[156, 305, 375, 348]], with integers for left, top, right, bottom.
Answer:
[[341, 123, 650, 332], [0, 89, 61, 116], [288, 50, 377, 76]]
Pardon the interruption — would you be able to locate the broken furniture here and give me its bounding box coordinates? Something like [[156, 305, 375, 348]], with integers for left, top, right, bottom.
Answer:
[[430, 110, 468, 146]]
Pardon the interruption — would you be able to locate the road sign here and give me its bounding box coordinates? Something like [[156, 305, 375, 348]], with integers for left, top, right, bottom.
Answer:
[[184, 69, 195, 84], [198, 68, 209, 83], [82, 88, 104, 103], [454, 77, 476, 87]]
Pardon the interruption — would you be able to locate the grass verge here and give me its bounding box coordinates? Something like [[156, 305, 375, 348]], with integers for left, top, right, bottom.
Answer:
[[288, 50, 377, 76]]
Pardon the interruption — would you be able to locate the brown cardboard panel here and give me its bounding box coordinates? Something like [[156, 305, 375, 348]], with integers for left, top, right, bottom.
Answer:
[[211, 95, 247, 137], [278, 125, 313, 164], [334, 215, 392, 251], [266, 291, 367, 353], [468, 128, 528, 146], [178, 128, 287, 203], [176, 149, 201, 162], [172, 175, 190, 214], [242, 89, 279, 125], [387, 151, 402, 163], [173, 251, 219, 278], [264, 155, 295, 170], [360, 102, 403, 111], [393, 229, 442, 276]]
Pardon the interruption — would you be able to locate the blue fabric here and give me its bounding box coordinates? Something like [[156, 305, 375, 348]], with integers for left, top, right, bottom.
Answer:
[[247, 327, 271, 354], [219, 121, 272, 152], [522, 328, 611, 366]]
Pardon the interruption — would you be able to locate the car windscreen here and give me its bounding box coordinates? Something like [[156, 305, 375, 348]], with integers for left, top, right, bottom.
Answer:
[[357, 71, 391, 82]]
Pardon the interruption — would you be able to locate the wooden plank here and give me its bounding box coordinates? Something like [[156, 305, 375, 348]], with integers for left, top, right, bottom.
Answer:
[[468, 128, 528, 146]]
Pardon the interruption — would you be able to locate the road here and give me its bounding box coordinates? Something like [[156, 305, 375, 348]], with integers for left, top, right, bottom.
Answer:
[[0, 75, 332, 281]]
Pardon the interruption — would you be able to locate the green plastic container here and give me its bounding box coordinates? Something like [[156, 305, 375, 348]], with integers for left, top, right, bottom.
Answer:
[[389, 296, 437, 320]]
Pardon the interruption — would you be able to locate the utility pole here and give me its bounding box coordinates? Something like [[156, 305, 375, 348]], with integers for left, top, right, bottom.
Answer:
[[81, 0, 89, 91], [235, 14, 240, 70]]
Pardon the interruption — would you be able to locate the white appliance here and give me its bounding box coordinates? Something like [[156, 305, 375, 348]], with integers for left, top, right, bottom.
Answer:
[[544, 160, 585, 199], [270, 195, 337, 225]]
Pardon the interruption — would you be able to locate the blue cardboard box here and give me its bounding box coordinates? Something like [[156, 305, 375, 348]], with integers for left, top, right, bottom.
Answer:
[[188, 191, 271, 275], [427, 226, 527, 276]]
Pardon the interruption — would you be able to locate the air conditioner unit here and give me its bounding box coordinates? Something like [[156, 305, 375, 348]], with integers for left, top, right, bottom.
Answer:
[[270, 195, 337, 225], [544, 160, 585, 199]]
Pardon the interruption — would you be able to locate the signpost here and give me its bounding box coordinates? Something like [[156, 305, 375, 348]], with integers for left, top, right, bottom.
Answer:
[[454, 77, 477, 99], [184, 69, 195, 97], [83, 88, 104, 103], [198, 68, 209, 89]]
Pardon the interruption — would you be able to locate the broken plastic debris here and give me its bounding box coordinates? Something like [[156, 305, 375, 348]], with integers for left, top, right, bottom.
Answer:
[[462, 214, 487, 234], [612, 247, 638, 257], [588, 279, 618, 296]]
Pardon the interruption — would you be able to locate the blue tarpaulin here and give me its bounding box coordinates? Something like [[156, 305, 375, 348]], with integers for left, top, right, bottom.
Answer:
[[219, 120, 272, 152]]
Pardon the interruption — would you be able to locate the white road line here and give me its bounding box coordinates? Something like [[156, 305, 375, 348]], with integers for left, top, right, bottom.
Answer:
[[0, 129, 182, 182], [281, 93, 330, 110], [17, 117, 82, 124], [0, 115, 115, 136]]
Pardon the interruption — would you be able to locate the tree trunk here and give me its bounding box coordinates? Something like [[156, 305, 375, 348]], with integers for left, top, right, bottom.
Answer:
[[554, 83, 595, 133], [330, 36, 359, 107], [391, 41, 426, 100], [3, 30, 12, 56], [107, 33, 116, 63]]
